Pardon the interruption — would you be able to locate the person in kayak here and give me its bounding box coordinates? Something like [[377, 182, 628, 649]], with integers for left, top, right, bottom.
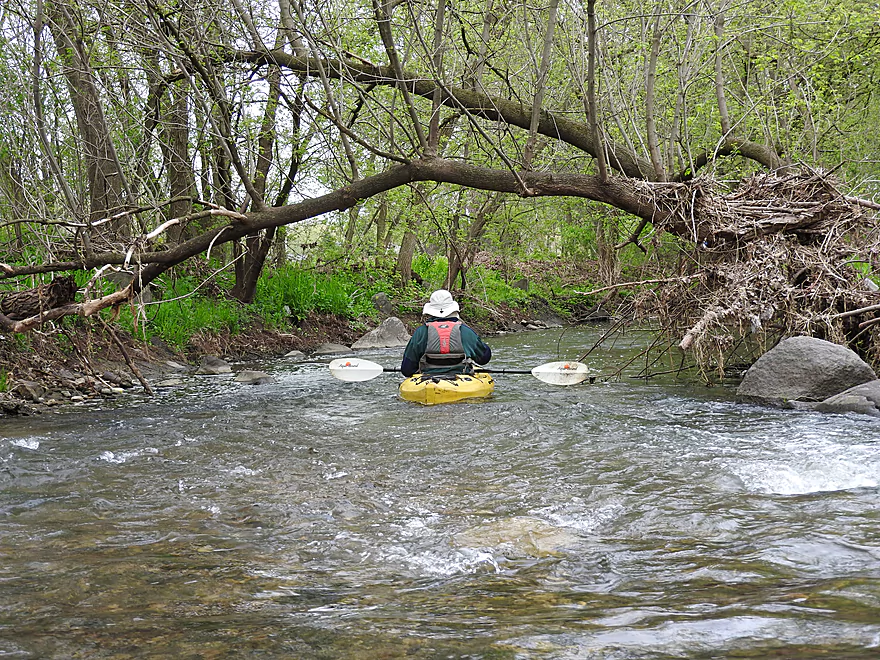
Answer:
[[400, 289, 492, 378]]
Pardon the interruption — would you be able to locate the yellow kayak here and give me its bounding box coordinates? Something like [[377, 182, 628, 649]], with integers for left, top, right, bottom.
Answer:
[[398, 372, 495, 405]]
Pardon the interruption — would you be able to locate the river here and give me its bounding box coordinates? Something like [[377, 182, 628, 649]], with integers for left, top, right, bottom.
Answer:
[[1, 327, 879, 658]]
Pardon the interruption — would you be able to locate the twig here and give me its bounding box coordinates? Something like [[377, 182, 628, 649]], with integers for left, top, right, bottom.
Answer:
[[573, 273, 702, 297], [858, 317, 880, 331], [99, 318, 154, 396], [844, 196, 880, 211], [831, 303, 880, 319]]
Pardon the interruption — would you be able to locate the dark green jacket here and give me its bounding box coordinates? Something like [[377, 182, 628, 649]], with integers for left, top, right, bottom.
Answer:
[[400, 316, 492, 377]]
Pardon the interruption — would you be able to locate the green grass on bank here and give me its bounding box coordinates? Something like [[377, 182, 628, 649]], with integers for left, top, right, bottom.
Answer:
[[0, 256, 597, 350], [97, 256, 589, 349]]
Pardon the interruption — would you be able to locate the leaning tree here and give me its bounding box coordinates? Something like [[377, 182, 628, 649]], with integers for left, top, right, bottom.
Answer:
[[1, 0, 879, 372]]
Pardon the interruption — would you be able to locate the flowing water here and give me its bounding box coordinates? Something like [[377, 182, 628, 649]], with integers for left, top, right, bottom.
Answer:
[[2, 327, 880, 659]]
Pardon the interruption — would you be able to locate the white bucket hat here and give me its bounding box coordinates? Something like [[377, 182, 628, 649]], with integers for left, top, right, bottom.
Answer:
[[422, 289, 460, 317]]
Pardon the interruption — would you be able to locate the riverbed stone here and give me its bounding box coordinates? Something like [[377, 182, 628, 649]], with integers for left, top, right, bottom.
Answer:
[[0, 394, 38, 416], [15, 381, 45, 402], [284, 350, 306, 360], [313, 343, 350, 355], [454, 516, 579, 558], [351, 316, 411, 349], [737, 336, 876, 404], [196, 356, 232, 375], [234, 370, 275, 385], [165, 360, 189, 371], [815, 380, 880, 417]]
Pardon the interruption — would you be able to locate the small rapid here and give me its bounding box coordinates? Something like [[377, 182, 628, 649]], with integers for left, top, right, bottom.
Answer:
[[1, 327, 879, 658]]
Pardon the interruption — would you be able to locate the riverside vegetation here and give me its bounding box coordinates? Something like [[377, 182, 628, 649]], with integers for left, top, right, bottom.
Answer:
[[0, 253, 602, 414], [1, 0, 880, 412]]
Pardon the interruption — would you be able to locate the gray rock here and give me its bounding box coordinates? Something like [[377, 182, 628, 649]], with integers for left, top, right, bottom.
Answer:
[[737, 336, 876, 404], [284, 350, 306, 360], [815, 380, 880, 417], [371, 292, 395, 316], [234, 370, 275, 385], [101, 370, 123, 385], [165, 360, 189, 371], [351, 317, 411, 349], [56, 368, 80, 381], [313, 343, 351, 355], [512, 277, 529, 291], [454, 516, 578, 558], [0, 395, 38, 416], [521, 319, 562, 330], [15, 381, 45, 402], [196, 356, 232, 375]]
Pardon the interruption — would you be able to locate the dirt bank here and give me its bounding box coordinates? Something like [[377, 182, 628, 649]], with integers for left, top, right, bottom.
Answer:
[[0, 302, 558, 416], [0, 311, 368, 417]]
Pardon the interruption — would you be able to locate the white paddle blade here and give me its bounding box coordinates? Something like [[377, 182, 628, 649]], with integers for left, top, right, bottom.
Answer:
[[328, 358, 385, 382], [531, 361, 590, 385]]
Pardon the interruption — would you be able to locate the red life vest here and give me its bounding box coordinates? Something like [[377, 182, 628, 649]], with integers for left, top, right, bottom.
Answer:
[[420, 321, 467, 374]]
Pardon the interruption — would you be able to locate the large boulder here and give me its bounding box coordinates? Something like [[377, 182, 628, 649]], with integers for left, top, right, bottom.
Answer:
[[737, 336, 876, 405], [351, 317, 411, 350], [815, 380, 880, 417]]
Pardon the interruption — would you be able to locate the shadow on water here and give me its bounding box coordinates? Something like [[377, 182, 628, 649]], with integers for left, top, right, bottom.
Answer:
[[2, 326, 880, 658]]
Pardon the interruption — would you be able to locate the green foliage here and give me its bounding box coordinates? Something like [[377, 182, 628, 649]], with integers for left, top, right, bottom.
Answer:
[[109, 265, 410, 347], [849, 261, 879, 287], [111, 275, 253, 348], [466, 266, 531, 309], [254, 265, 371, 323], [0, 369, 8, 393], [148, 296, 251, 347], [411, 254, 450, 289]]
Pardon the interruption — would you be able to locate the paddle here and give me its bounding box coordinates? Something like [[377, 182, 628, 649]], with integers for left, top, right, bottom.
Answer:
[[328, 358, 591, 385]]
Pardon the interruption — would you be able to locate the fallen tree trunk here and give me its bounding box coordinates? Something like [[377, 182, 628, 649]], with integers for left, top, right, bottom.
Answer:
[[0, 275, 77, 320]]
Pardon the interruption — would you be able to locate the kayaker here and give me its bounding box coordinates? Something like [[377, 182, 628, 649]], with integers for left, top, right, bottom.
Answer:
[[400, 289, 492, 377]]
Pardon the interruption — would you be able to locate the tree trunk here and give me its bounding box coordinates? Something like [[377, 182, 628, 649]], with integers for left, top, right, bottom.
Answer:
[[162, 79, 196, 243], [397, 224, 418, 285], [231, 30, 289, 303], [46, 0, 130, 235]]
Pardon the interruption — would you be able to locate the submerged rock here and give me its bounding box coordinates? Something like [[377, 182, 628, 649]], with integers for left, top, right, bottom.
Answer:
[[313, 343, 350, 355], [155, 378, 185, 388], [165, 360, 189, 372], [454, 516, 579, 558], [234, 370, 274, 385], [737, 336, 876, 405]]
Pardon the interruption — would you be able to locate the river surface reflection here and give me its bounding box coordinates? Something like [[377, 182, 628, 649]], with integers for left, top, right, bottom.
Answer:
[[1, 327, 879, 658]]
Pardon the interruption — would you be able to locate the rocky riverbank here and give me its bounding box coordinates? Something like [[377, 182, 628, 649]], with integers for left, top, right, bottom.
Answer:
[[0, 301, 567, 417], [0, 312, 366, 416]]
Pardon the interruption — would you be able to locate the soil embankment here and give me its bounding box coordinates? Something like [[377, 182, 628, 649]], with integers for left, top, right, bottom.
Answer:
[[0, 304, 554, 416]]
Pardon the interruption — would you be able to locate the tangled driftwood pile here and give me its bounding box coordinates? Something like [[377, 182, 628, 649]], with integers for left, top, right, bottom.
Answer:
[[625, 168, 880, 375]]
